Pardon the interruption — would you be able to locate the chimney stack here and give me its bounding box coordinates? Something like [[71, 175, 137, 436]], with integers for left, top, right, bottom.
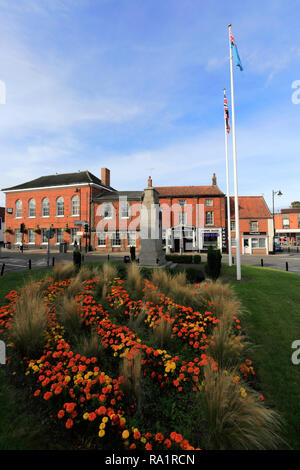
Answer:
[[101, 168, 110, 187]]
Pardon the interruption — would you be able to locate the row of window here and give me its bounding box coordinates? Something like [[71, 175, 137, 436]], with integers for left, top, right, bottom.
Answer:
[[97, 232, 136, 247], [15, 228, 81, 244], [230, 221, 259, 232], [14, 228, 137, 247], [14, 196, 80, 218]]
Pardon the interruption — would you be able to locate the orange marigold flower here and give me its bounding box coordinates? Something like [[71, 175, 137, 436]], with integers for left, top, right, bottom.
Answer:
[[57, 410, 65, 419], [155, 432, 164, 443], [163, 439, 172, 449], [65, 418, 73, 429], [88, 412, 97, 422], [145, 443, 152, 450], [129, 443, 136, 450], [34, 389, 41, 397], [43, 391, 52, 400]]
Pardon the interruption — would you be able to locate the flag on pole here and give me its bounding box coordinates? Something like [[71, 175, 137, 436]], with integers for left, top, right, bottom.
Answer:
[[223, 90, 230, 134], [229, 29, 243, 71]]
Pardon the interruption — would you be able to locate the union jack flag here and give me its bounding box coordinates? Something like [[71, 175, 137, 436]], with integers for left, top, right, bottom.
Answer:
[[224, 91, 230, 134]]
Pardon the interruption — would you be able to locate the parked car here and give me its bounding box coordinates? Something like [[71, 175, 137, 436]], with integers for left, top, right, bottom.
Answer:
[[274, 242, 283, 252]]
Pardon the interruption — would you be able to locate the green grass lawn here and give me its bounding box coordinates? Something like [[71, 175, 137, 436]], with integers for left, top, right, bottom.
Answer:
[[220, 263, 300, 450]]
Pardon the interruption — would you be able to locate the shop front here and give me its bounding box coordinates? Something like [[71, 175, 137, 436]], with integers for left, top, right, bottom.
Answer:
[[241, 232, 269, 255]]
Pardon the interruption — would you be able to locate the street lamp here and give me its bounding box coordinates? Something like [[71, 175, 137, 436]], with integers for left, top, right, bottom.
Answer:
[[272, 190, 283, 252]]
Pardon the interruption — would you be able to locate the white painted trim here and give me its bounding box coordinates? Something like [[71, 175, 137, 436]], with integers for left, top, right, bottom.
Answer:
[[3, 182, 114, 193]]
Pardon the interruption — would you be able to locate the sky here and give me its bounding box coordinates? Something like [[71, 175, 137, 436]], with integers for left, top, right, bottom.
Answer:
[[0, 0, 299, 212]]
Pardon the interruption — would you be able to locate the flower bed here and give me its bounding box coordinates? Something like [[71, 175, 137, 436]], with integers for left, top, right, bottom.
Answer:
[[0, 272, 268, 450]]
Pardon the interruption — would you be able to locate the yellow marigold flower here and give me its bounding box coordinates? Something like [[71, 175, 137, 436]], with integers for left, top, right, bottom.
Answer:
[[99, 423, 105, 430], [140, 437, 146, 444], [122, 430, 129, 440], [83, 413, 89, 420], [98, 430, 105, 438], [102, 417, 108, 423]]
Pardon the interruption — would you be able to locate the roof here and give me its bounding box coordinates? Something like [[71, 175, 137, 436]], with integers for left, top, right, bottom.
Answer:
[[2, 171, 115, 192], [154, 185, 224, 198], [281, 208, 300, 214], [230, 196, 272, 219], [94, 190, 143, 202]]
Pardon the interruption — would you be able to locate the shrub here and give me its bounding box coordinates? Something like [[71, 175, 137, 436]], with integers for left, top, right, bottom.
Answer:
[[10, 284, 48, 358], [201, 363, 283, 450], [73, 250, 82, 272], [204, 247, 222, 281], [193, 255, 202, 264], [165, 254, 193, 264]]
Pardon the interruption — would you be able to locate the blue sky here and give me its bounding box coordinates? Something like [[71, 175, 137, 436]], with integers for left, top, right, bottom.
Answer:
[[0, 0, 299, 212]]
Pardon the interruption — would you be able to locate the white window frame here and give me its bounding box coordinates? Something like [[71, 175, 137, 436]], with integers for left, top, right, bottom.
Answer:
[[15, 200, 22, 219], [103, 203, 113, 219], [205, 211, 214, 225], [120, 201, 130, 219], [56, 228, 64, 244], [250, 221, 258, 232], [71, 195, 80, 217], [97, 232, 106, 247], [42, 228, 48, 244], [42, 198, 50, 217], [28, 198, 36, 218], [56, 197, 64, 217], [111, 231, 121, 247], [205, 199, 213, 207], [127, 231, 136, 247], [15, 228, 22, 244], [27, 229, 35, 244]]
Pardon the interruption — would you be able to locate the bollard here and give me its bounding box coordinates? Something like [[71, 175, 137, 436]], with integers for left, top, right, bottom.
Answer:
[[286, 262, 288, 271], [261, 259, 264, 267], [52, 257, 55, 267], [82, 255, 85, 262], [28, 259, 32, 270], [1, 263, 5, 276], [232, 257, 234, 265], [107, 254, 110, 261]]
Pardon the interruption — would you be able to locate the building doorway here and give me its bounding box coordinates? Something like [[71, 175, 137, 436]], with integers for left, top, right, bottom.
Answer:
[[243, 238, 251, 254]]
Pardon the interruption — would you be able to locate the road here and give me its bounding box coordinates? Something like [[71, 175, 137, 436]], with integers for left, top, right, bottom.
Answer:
[[0, 248, 300, 276]]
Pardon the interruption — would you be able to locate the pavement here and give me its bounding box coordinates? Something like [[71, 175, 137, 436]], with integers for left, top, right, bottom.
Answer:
[[0, 247, 300, 276]]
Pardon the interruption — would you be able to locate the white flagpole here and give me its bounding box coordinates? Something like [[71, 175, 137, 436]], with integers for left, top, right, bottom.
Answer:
[[228, 24, 241, 280], [224, 88, 232, 267]]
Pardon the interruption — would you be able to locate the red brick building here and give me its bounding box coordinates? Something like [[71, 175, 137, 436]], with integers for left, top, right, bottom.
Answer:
[[92, 173, 227, 253], [229, 196, 273, 255], [2, 169, 114, 250], [274, 208, 300, 246], [2, 168, 273, 254]]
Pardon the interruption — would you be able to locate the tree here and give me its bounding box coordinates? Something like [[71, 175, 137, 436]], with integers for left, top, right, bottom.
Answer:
[[290, 201, 300, 208]]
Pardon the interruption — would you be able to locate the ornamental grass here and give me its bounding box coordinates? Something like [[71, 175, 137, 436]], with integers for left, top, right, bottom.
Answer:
[[119, 348, 143, 410], [75, 331, 104, 359], [10, 284, 48, 358], [126, 262, 144, 298], [53, 262, 75, 282], [201, 362, 283, 450], [57, 296, 84, 337], [153, 317, 173, 349]]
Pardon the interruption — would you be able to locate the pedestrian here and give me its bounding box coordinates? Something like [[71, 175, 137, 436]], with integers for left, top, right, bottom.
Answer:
[[20, 241, 24, 253]]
